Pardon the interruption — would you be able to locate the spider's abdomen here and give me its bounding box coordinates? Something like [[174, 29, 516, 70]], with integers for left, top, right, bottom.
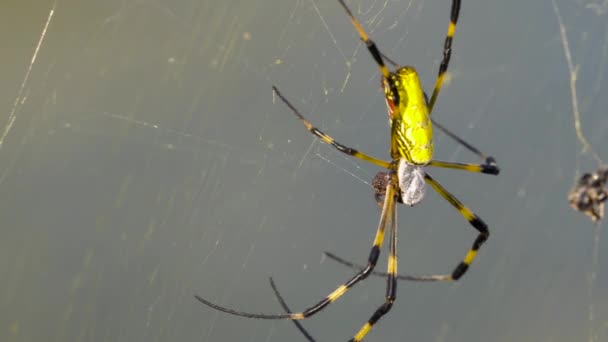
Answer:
[[397, 159, 426, 206], [384, 66, 433, 165]]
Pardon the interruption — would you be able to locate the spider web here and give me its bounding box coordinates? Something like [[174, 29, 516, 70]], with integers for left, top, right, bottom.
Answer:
[[1, 0, 608, 341]]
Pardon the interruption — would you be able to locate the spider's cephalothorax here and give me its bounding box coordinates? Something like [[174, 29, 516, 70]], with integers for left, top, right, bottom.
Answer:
[[383, 67, 433, 165]]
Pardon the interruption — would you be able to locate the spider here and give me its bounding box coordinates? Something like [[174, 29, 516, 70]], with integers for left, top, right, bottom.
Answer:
[[195, 0, 499, 340], [568, 167, 608, 222]]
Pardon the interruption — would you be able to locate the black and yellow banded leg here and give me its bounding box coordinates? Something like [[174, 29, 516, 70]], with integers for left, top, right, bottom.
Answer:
[[337, 0, 390, 79], [336, 0, 403, 104], [194, 181, 398, 321], [428, 0, 461, 113], [324, 251, 450, 282], [273, 86, 391, 170], [269, 278, 317, 342], [429, 160, 499, 175], [333, 173, 490, 283], [430, 117, 498, 168], [350, 185, 398, 342], [424, 173, 489, 280]]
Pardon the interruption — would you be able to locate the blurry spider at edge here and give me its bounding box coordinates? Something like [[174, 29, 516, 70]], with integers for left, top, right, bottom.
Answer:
[[569, 167, 608, 222]]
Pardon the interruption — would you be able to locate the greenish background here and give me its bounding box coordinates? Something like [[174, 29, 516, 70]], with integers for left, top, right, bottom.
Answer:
[[1, 0, 608, 341]]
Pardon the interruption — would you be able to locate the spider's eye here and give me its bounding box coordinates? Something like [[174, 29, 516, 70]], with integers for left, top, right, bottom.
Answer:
[[384, 78, 400, 105]]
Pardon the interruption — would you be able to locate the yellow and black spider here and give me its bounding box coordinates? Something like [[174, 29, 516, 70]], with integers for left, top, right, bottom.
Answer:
[[195, 0, 499, 340]]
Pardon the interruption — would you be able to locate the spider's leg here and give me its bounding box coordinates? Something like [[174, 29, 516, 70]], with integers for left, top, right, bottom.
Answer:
[[428, 160, 499, 175], [430, 117, 499, 169], [428, 0, 461, 113], [269, 278, 316, 342], [337, 0, 390, 79], [273, 86, 391, 170], [423, 173, 489, 280], [195, 180, 397, 321], [325, 173, 489, 282], [350, 181, 398, 341]]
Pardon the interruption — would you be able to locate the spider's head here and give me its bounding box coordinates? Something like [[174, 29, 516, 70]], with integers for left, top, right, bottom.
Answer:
[[382, 66, 427, 123]]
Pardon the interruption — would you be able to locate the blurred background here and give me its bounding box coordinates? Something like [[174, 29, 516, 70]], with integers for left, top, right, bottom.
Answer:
[[2, 0, 608, 341]]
